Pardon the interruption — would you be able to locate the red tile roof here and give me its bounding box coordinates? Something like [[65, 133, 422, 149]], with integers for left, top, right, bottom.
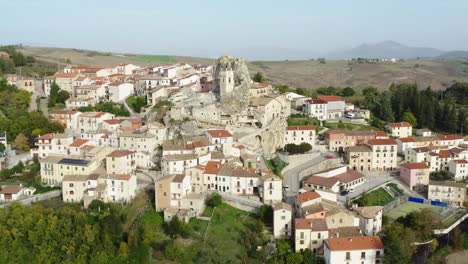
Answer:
[[296, 191, 321, 203], [454, 160, 468, 164], [402, 162, 429, 169], [207, 130, 233, 138], [438, 150, 454, 159], [287, 125, 317, 131], [55, 73, 79, 78], [204, 161, 223, 174], [317, 95, 343, 102], [70, 139, 89, 147], [0, 185, 22, 194], [368, 138, 397, 145], [375, 131, 388, 137], [326, 236, 384, 251], [309, 99, 327, 104], [387, 122, 412, 127], [38, 133, 55, 140], [104, 119, 122, 125], [437, 135, 463, 141], [398, 137, 416, 143], [118, 174, 131, 181], [108, 81, 124, 86], [304, 176, 340, 188], [93, 112, 108, 118], [108, 150, 135, 158]]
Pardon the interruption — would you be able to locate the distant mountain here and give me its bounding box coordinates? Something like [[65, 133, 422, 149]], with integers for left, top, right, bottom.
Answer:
[[225, 46, 316, 61], [436, 50, 468, 59], [325, 41, 445, 60]]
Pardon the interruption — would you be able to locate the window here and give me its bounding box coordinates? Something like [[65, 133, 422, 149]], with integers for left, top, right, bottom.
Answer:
[[300, 232, 304, 239], [318, 233, 321, 239], [361, 252, 365, 259], [69, 183, 74, 187], [281, 216, 286, 220], [346, 252, 350, 260]]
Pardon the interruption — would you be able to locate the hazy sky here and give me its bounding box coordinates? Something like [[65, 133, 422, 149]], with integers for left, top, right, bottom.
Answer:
[[1, 0, 467, 58]]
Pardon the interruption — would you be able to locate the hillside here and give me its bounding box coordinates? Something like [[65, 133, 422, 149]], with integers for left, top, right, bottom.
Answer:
[[19, 46, 468, 90]]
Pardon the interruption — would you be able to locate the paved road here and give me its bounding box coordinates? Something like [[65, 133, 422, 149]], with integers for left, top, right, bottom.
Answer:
[[282, 151, 336, 197]]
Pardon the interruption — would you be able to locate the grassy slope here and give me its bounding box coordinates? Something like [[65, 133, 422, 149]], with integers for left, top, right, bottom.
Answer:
[[18, 46, 468, 90]]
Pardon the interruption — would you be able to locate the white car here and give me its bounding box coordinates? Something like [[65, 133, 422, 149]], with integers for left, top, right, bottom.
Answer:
[[284, 185, 290, 191], [345, 113, 355, 118]]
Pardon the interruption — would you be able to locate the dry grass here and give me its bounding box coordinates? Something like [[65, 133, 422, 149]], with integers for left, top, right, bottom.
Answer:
[[18, 46, 468, 91]]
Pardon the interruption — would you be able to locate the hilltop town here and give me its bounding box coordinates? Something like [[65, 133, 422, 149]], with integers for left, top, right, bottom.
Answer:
[[0, 48, 467, 263]]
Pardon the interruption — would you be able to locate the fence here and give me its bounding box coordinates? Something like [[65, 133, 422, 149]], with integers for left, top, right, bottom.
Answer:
[[408, 196, 448, 207]]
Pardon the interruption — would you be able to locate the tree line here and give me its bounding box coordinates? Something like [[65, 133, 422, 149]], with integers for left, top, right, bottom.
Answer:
[[0, 45, 35, 74]]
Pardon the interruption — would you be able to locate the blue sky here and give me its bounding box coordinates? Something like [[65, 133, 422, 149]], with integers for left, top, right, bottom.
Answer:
[[0, 0, 466, 58]]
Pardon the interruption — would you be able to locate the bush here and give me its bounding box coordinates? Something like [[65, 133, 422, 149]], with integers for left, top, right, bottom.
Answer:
[[126, 96, 146, 113], [164, 241, 183, 261], [207, 192, 222, 207], [284, 143, 312, 154], [430, 170, 454, 181]]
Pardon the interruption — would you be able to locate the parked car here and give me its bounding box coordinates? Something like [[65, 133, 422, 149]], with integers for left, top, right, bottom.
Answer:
[[341, 190, 349, 195], [326, 155, 334, 159], [284, 185, 289, 191]]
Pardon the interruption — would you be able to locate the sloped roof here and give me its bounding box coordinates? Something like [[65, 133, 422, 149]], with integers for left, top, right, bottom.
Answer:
[[326, 236, 384, 251]]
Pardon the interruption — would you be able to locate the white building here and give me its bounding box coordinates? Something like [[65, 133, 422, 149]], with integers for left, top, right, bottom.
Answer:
[[448, 159, 468, 181], [106, 150, 136, 174], [304, 99, 327, 121], [32, 133, 74, 159], [324, 236, 384, 264], [385, 122, 413, 138], [295, 218, 329, 253], [396, 137, 416, 155], [206, 129, 233, 145], [273, 202, 292, 238], [354, 206, 383, 236], [285, 125, 316, 146], [107, 82, 134, 103], [317, 95, 345, 120]]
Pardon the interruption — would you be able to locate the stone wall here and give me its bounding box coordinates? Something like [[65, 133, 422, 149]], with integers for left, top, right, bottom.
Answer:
[[298, 158, 342, 179]]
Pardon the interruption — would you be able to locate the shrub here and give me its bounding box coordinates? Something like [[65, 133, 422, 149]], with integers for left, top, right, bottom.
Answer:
[[207, 192, 222, 207]]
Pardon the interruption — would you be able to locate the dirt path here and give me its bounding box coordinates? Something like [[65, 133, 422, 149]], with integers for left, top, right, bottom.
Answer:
[[446, 250, 468, 264]]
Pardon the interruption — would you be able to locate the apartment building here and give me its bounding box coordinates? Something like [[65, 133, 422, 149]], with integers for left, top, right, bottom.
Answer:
[[400, 162, 430, 191], [428, 181, 466, 207], [353, 206, 383, 236], [273, 202, 292, 239], [32, 133, 74, 159], [295, 218, 329, 252], [40, 156, 99, 185], [448, 160, 468, 181], [119, 131, 158, 154], [324, 236, 384, 264], [346, 146, 372, 171], [285, 126, 316, 146], [325, 130, 377, 152], [368, 139, 398, 171], [106, 150, 136, 174], [304, 99, 327, 121], [385, 122, 412, 138]]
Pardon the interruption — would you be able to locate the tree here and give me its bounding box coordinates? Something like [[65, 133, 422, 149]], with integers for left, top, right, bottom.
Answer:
[[257, 204, 273, 224], [362, 86, 380, 110], [450, 227, 464, 250], [207, 192, 222, 207], [383, 223, 417, 264], [302, 249, 317, 264], [341, 87, 356, 96], [14, 133, 29, 151], [118, 242, 129, 258], [166, 216, 187, 238], [429, 170, 454, 181], [402, 111, 418, 127], [285, 253, 303, 264], [0, 143, 5, 153], [253, 72, 266, 83], [378, 91, 394, 122], [164, 241, 183, 261]]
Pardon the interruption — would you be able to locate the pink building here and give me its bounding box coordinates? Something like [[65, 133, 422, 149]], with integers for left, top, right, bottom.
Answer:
[[400, 162, 430, 191]]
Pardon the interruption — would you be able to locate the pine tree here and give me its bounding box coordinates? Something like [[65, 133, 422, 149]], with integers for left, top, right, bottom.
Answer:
[[447, 105, 458, 133]]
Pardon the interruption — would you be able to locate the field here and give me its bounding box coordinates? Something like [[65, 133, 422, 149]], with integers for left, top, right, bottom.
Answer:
[[351, 187, 394, 206], [138, 203, 261, 263], [385, 201, 444, 220], [287, 115, 321, 126], [18, 46, 468, 91]]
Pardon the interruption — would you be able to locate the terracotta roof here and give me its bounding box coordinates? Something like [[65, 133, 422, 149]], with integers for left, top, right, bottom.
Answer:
[[402, 162, 429, 169], [326, 236, 384, 251], [274, 202, 292, 211], [429, 181, 466, 188], [296, 191, 321, 203], [347, 146, 372, 152], [317, 95, 343, 102], [454, 160, 468, 164], [334, 169, 365, 184], [368, 138, 397, 145], [295, 218, 328, 231], [308, 99, 327, 104], [172, 174, 186, 183], [93, 112, 108, 118], [126, 118, 142, 124], [108, 81, 124, 86], [354, 206, 383, 219], [108, 150, 135, 158], [118, 174, 131, 181], [207, 130, 233, 138], [287, 125, 317, 131], [70, 139, 89, 147], [80, 145, 95, 150], [0, 185, 22, 194], [304, 176, 340, 188], [438, 150, 454, 159], [398, 137, 416, 143], [387, 122, 412, 127], [204, 161, 223, 174], [295, 218, 312, 229], [38, 133, 55, 140], [104, 119, 122, 125], [55, 72, 79, 78], [375, 131, 388, 137], [438, 135, 463, 141]]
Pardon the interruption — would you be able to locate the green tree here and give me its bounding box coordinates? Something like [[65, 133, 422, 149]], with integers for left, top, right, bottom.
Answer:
[[341, 87, 356, 96], [253, 72, 266, 83], [429, 170, 454, 181], [257, 204, 273, 224], [166, 216, 187, 238], [383, 223, 416, 264], [450, 227, 464, 250], [207, 192, 222, 207], [362, 86, 380, 110], [118, 242, 129, 258], [165, 241, 183, 261], [0, 142, 5, 153], [402, 111, 418, 127], [378, 91, 394, 122], [285, 253, 303, 264], [302, 249, 317, 264]]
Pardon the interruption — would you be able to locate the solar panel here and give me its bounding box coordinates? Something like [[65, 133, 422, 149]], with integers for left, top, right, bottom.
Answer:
[[59, 158, 90, 166]]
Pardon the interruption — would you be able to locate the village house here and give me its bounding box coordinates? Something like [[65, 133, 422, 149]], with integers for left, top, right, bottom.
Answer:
[[206, 129, 233, 146], [400, 162, 430, 191], [66, 97, 95, 109], [161, 153, 200, 175], [249, 97, 283, 127], [54, 72, 80, 93], [385, 122, 413, 138], [303, 166, 366, 193], [396, 137, 416, 155], [76, 112, 115, 133], [119, 130, 158, 154], [317, 95, 346, 120], [416, 128, 432, 137], [49, 110, 80, 128], [295, 218, 329, 253], [353, 206, 383, 236], [285, 126, 316, 146], [40, 156, 99, 185], [448, 159, 468, 181], [368, 139, 398, 171], [102, 119, 122, 131], [249, 83, 273, 97], [304, 99, 328, 121], [106, 150, 136, 174], [31, 133, 74, 159], [324, 236, 384, 264], [437, 135, 464, 147], [115, 63, 140, 75], [346, 146, 372, 171], [121, 118, 143, 130], [325, 130, 377, 152], [107, 82, 134, 103], [428, 181, 466, 207], [0, 184, 30, 202], [75, 84, 106, 103], [273, 202, 293, 239]]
